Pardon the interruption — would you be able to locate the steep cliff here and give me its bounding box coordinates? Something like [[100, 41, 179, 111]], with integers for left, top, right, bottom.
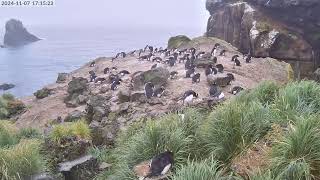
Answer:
[[3, 19, 40, 47], [206, 0, 320, 76]]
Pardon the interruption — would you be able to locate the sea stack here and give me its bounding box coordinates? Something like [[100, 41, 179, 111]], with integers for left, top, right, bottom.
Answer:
[[3, 19, 40, 47]]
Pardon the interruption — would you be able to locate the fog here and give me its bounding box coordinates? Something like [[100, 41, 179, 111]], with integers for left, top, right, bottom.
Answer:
[[0, 0, 209, 31]]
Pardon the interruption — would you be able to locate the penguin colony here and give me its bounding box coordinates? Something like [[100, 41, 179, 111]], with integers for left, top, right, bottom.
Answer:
[[86, 43, 252, 178]]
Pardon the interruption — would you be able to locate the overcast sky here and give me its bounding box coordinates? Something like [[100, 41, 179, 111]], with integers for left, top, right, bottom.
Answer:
[[0, 0, 209, 30]]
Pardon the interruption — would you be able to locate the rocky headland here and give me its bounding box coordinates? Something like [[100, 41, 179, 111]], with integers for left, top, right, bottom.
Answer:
[[3, 19, 40, 47]]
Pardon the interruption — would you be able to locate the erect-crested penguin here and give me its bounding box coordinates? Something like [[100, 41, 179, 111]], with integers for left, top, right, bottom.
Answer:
[[144, 82, 155, 99]]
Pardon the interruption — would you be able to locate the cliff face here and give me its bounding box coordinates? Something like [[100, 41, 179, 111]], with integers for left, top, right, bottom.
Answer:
[[206, 0, 320, 76], [3, 19, 40, 47]]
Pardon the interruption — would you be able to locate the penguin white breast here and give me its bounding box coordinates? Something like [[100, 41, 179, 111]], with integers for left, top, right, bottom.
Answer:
[[218, 92, 225, 99], [184, 95, 194, 103]]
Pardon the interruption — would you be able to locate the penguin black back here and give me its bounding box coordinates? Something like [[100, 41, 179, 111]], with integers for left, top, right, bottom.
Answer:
[[148, 151, 174, 177], [216, 64, 224, 73], [192, 73, 201, 83]]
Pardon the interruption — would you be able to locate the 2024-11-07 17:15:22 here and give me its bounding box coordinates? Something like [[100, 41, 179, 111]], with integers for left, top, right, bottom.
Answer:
[[0, 0, 55, 7]]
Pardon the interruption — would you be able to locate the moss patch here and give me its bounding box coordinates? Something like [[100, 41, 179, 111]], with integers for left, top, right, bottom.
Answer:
[[167, 35, 191, 49]]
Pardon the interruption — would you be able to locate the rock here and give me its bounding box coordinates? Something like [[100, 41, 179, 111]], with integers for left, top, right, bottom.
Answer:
[[59, 155, 98, 180], [118, 89, 131, 103], [0, 83, 15, 91], [313, 68, 320, 82], [85, 95, 110, 123], [29, 173, 54, 180], [34, 88, 52, 99], [207, 74, 233, 87], [64, 110, 85, 122], [56, 73, 69, 83], [100, 85, 110, 93], [131, 91, 147, 102], [3, 19, 40, 47], [194, 58, 216, 68], [64, 77, 89, 107], [132, 67, 170, 90], [167, 35, 191, 49], [119, 102, 130, 113], [99, 162, 112, 170], [206, 0, 319, 76]]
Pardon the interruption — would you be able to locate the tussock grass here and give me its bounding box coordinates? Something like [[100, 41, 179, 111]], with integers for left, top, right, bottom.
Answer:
[[201, 101, 272, 164], [271, 115, 320, 179], [236, 81, 279, 105], [49, 120, 91, 143], [0, 120, 18, 148], [272, 81, 320, 122], [171, 159, 234, 180], [18, 127, 42, 139], [107, 108, 205, 180], [0, 139, 44, 179]]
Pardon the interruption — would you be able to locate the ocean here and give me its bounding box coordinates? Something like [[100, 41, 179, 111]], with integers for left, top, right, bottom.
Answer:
[[0, 25, 203, 97]]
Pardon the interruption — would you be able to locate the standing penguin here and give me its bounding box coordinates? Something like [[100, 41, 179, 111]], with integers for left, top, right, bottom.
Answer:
[[235, 58, 241, 66], [103, 67, 110, 74], [231, 55, 240, 61], [182, 90, 198, 105], [146, 151, 174, 178], [216, 64, 224, 73], [185, 68, 195, 78], [111, 79, 121, 91], [230, 86, 244, 95], [205, 65, 214, 76], [119, 70, 130, 76], [170, 71, 178, 80], [209, 83, 225, 100], [144, 82, 154, 99], [245, 54, 252, 63], [153, 86, 165, 98], [89, 61, 95, 67], [192, 73, 201, 83]]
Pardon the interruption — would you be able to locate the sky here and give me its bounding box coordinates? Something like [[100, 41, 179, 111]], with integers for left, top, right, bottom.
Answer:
[[0, 0, 209, 30]]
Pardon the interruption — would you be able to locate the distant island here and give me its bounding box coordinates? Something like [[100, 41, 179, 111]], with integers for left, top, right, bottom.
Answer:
[[3, 19, 40, 47]]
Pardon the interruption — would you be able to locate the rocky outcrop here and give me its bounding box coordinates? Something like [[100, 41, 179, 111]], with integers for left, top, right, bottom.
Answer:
[[34, 88, 52, 99], [132, 67, 170, 90], [0, 83, 15, 91], [167, 35, 191, 49], [56, 73, 69, 83], [3, 19, 40, 47], [64, 77, 89, 107], [206, 0, 320, 76]]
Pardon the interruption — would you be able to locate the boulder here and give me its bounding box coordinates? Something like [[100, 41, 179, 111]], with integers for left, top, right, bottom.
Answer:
[[207, 74, 233, 87], [34, 88, 52, 99], [59, 155, 98, 180], [167, 35, 191, 49], [64, 110, 85, 122], [0, 83, 15, 91], [64, 77, 89, 107], [194, 58, 216, 68], [3, 19, 40, 47], [131, 91, 147, 102], [56, 73, 69, 83], [132, 67, 170, 90], [118, 88, 131, 103], [85, 95, 110, 123]]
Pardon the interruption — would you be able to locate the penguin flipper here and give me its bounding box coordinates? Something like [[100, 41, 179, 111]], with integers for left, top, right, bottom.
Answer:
[[161, 164, 171, 175]]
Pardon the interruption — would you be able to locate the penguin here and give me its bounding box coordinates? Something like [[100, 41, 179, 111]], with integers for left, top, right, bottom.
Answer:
[[144, 45, 149, 52], [230, 86, 244, 95], [185, 58, 193, 70], [103, 67, 110, 74], [144, 82, 154, 99], [185, 68, 195, 78], [220, 50, 226, 56], [111, 80, 121, 91], [151, 64, 158, 69], [89, 61, 95, 67], [90, 73, 97, 82], [245, 54, 252, 63], [168, 57, 176, 67], [153, 86, 165, 98], [235, 58, 241, 66], [152, 57, 162, 63], [231, 55, 240, 61], [212, 67, 218, 75], [182, 90, 198, 105], [89, 70, 95, 76], [139, 53, 153, 61], [226, 73, 235, 81], [170, 71, 178, 80], [121, 52, 127, 58], [109, 74, 121, 83], [189, 48, 196, 54], [146, 151, 174, 178], [196, 52, 206, 58], [213, 57, 218, 64], [129, 50, 136, 56], [138, 49, 143, 57], [179, 54, 189, 63], [211, 47, 218, 57], [111, 67, 118, 71], [216, 64, 224, 73], [192, 73, 201, 83], [205, 65, 214, 76], [209, 83, 225, 100], [119, 70, 130, 76], [94, 77, 106, 84], [148, 46, 154, 53]]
